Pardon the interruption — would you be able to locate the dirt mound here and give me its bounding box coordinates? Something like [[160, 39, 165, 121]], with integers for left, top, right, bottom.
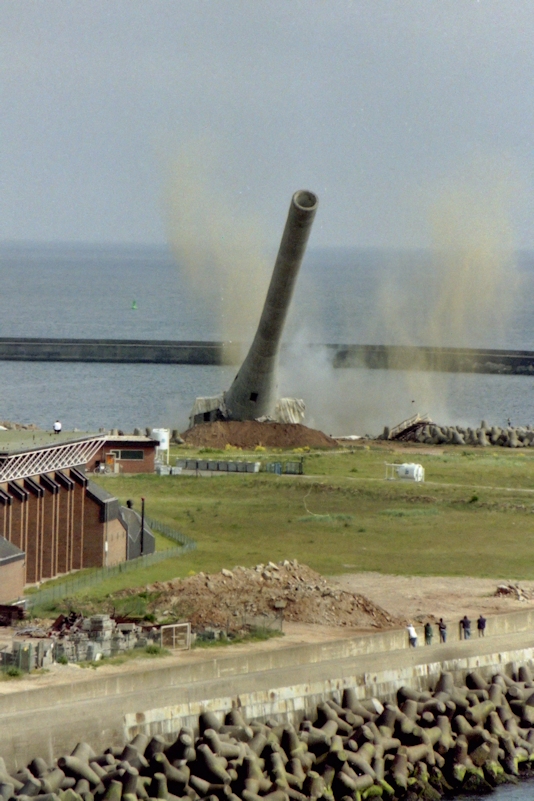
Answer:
[[118, 561, 403, 633], [181, 420, 336, 449]]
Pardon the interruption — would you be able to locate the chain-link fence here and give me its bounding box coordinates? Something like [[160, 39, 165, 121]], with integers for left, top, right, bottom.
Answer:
[[25, 518, 196, 610]]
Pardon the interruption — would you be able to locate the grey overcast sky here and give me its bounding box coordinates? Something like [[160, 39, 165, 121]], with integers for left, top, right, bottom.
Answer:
[[1, 1, 533, 248]]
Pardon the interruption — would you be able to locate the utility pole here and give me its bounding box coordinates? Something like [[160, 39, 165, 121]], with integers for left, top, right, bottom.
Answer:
[[140, 496, 145, 555]]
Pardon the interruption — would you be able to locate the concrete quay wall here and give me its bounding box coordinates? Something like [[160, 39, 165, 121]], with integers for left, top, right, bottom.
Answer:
[[0, 338, 239, 365], [0, 338, 533, 375], [1, 608, 534, 770]]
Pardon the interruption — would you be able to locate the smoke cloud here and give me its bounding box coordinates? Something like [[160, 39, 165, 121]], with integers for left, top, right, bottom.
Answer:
[[165, 150, 521, 435], [164, 143, 272, 355], [281, 169, 521, 435]]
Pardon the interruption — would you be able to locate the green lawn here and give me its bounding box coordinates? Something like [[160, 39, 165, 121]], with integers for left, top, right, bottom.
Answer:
[[68, 442, 534, 600]]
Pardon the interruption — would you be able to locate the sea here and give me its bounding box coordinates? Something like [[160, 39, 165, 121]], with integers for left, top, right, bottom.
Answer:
[[0, 242, 533, 435], [3, 245, 534, 801]]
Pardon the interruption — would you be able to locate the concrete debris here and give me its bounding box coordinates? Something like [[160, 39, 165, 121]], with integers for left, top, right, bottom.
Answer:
[[0, 638, 54, 671], [0, 419, 40, 431], [52, 615, 161, 663], [115, 562, 403, 633], [273, 398, 306, 424], [495, 583, 534, 602], [1, 615, 162, 668]]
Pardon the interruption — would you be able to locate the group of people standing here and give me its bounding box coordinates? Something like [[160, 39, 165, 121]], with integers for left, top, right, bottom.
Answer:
[[407, 614, 487, 647]]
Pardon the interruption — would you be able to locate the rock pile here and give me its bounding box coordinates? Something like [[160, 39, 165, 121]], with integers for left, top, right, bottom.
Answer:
[[4, 667, 534, 800], [0, 420, 40, 431], [116, 562, 402, 633], [384, 421, 534, 448]]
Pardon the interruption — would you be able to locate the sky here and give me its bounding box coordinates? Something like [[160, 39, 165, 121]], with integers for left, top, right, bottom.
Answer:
[[1, 1, 534, 249]]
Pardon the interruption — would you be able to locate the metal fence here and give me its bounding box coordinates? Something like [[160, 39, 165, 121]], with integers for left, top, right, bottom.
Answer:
[[160, 622, 191, 650], [25, 517, 196, 610]]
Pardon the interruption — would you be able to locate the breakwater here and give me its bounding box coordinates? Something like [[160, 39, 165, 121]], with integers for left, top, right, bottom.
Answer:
[[2, 638, 534, 801], [0, 339, 533, 374]]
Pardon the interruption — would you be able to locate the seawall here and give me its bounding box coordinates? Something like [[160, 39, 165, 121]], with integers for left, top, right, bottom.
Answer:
[[1, 608, 534, 770], [0, 338, 533, 374]]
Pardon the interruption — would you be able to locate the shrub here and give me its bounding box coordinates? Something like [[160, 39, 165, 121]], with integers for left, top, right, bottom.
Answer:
[[144, 644, 164, 655]]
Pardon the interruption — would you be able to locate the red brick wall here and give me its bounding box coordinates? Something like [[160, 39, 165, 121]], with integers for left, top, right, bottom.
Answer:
[[0, 471, 130, 586], [82, 496, 104, 568], [70, 479, 85, 570], [0, 559, 25, 603], [0, 499, 10, 543], [87, 443, 156, 474], [8, 493, 27, 561], [106, 518, 127, 566], [40, 487, 59, 580], [56, 482, 73, 575], [24, 489, 43, 584]]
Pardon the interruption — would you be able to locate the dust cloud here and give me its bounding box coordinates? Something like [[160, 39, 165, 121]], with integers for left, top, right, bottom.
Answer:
[[165, 151, 521, 435], [379, 183, 518, 350], [281, 176, 521, 435], [164, 143, 272, 357]]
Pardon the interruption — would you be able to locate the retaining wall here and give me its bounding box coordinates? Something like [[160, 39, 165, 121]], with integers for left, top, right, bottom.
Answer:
[[1, 608, 534, 770]]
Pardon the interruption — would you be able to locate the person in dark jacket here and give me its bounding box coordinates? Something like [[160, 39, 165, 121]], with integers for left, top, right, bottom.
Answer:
[[477, 614, 486, 637], [424, 621, 433, 645], [460, 615, 471, 640], [438, 618, 447, 643]]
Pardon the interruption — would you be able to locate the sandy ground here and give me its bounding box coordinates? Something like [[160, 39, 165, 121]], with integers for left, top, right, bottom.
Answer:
[[331, 573, 534, 623], [2, 572, 534, 691]]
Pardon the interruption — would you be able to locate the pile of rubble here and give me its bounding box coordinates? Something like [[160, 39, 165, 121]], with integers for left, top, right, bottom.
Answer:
[[382, 416, 534, 448], [51, 614, 160, 663], [117, 561, 403, 633], [0, 615, 162, 670], [181, 421, 337, 449], [495, 583, 534, 602]]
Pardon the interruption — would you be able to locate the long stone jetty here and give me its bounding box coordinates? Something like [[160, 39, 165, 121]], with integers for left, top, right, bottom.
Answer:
[[0, 338, 533, 374]]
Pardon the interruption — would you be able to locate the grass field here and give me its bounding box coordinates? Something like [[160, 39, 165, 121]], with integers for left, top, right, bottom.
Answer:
[[54, 441, 534, 602]]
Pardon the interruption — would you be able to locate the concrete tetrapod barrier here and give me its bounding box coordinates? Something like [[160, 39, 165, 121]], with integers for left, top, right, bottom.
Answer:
[[5, 667, 534, 801], [382, 420, 534, 448]]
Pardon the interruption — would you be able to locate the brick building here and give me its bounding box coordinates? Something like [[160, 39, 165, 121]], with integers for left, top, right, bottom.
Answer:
[[0, 536, 25, 603], [86, 435, 159, 474], [0, 432, 153, 594]]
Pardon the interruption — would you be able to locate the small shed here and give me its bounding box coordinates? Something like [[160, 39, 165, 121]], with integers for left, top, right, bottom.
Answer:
[[87, 435, 160, 474]]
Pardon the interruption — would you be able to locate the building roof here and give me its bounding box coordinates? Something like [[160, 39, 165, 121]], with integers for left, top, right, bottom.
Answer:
[[99, 435, 160, 446], [0, 430, 103, 455], [0, 535, 25, 566], [0, 432, 105, 482], [86, 480, 120, 523]]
